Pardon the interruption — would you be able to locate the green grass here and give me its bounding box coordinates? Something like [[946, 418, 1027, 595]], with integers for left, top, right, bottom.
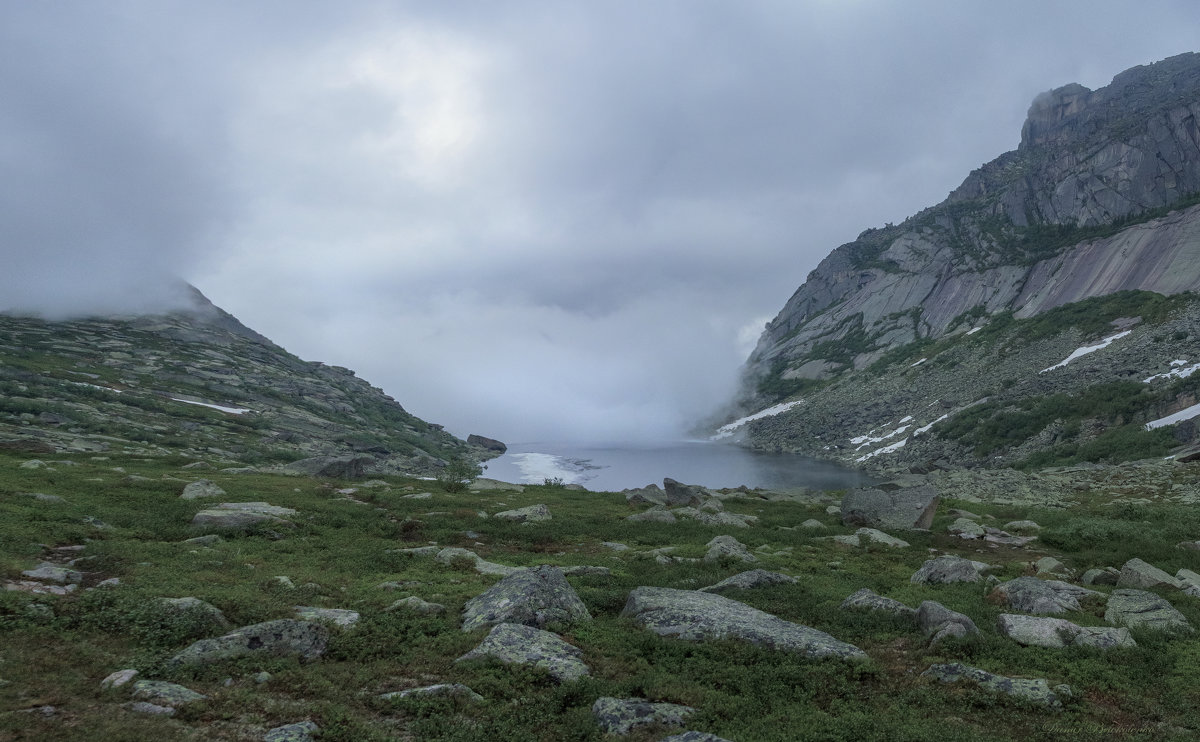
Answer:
[[3, 452, 1200, 740]]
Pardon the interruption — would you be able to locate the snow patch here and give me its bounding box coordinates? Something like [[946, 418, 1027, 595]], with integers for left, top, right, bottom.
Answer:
[[966, 327, 983, 336], [850, 423, 910, 449], [711, 400, 803, 440], [855, 438, 907, 462], [910, 358, 928, 367], [1040, 331, 1132, 373], [1146, 403, 1200, 430], [1144, 361, 1200, 383], [913, 414, 950, 436], [170, 397, 252, 415]]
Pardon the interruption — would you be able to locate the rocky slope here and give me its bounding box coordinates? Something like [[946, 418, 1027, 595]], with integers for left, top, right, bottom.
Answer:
[[0, 286, 494, 475], [721, 53, 1200, 471]]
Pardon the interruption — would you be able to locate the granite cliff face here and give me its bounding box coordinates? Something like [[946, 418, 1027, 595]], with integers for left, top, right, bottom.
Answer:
[[0, 287, 495, 475], [723, 53, 1200, 471]]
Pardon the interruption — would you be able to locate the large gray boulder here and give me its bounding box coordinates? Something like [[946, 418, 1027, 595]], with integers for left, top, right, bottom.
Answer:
[[434, 547, 522, 577], [467, 434, 507, 453], [917, 601, 979, 644], [191, 502, 296, 531], [1117, 558, 1185, 590], [910, 555, 986, 584], [461, 565, 591, 632], [1104, 589, 1193, 633], [167, 619, 328, 666], [703, 535, 756, 563], [279, 455, 374, 479], [493, 504, 551, 523], [840, 588, 915, 618], [264, 721, 320, 742], [922, 663, 1069, 708], [456, 622, 589, 682], [180, 479, 226, 500], [624, 484, 666, 506], [380, 684, 484, 703], [699, 570, 797, 594], [294, 606, 360, 628], [840, 485, 939, 531], [592, 696, 696, 735], [662, 478, 712, 506], [21, 562, 82, 584], [157, 597, 231, 634], [997, 614, 1135, 649], [620, 586, 866, 661], [988, 577, 1103, 614], [130, 680, 207, 707]]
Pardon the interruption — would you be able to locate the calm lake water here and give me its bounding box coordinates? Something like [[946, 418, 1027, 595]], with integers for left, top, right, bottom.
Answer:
[[482, 440, 873, 492]]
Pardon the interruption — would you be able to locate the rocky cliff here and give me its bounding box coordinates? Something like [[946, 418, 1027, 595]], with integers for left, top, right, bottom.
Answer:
[[0, 287, 495, 475], [723, 53, 1200, 472]]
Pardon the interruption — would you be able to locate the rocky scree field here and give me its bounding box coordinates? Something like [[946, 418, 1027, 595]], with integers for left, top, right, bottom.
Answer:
[[4, 452, 1200, 740]]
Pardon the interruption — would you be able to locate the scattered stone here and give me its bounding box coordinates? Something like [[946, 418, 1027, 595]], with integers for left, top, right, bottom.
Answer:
[[468, 478, 525, 492], [294, 606, 360, 628], [624, 485, 666, 506], [989, 577, 1103, 614], [910, 555, 986, 584], [917, 601, 979, 644], [997, 614, 1135, 649], [381, 684, 484, 703], [1117, 558, 1184, 590], [274, 576, 296, 589], [1003, 520, 1041, 533], [20, 492, 66, 504], [703, 535, 757, 563], [2, 580, 76, 596], [853, 527, 909, 547], [279, 455, 374, 479], [663, 478, 711, 506], [493, 504, 551, 523], [159, 597, 232, 632], [396, 545, 440, 557], [191, 502, 296, 531], [468, 434, 507, 452], [825, 505, 841, 515], [101, 669, 139, 689], [131, 679, 208, 707], [167, 619, 329, 666], [673, 507, 758, 528], [21, 562, 82, 584], [1178, 540, 1200, 551], [800, 519, 825, 530], [983, 528, 1038, 547], [434, 547, 522, 577], [1104, 589, 1193, 633], [840, 485, 939, 530], [264, 720, 321, 742], [602, 541, 631, 552], [561, 565, 611, 577], [386, 596, 446, 615], [1034, 556, 1071, 578], [401, 492, 432, 500], [456, 622, 589, 682], [125, 701, 175, 716], [621, 586, 866, 661], [948, 518, 986, 539], [699, 570, 797, 593], [180, 479, 226, 500], [627, 507, 677, 524], [592, 696, 696, 735], [1177, 569, 1200, 596], [461, 565, 591, 632], [840, 588, 915, 617], [948, 509, 982, 521], [923, 663, 1068, 708], [254, 672, 272, 684], [182, 534, 224, 547], [19, 460, 47, 469], [1081, 567, 1121, 586], [181, 461, 213, 470]]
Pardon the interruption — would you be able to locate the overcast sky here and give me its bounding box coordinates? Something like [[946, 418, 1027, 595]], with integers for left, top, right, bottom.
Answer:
[[2, 2, 1197, 443]]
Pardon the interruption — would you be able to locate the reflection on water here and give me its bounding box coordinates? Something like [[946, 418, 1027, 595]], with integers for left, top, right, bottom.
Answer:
[[483, 440, 872, 492]]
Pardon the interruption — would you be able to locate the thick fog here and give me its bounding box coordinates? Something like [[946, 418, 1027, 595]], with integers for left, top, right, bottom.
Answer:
[[2, 1, 1196, 442]]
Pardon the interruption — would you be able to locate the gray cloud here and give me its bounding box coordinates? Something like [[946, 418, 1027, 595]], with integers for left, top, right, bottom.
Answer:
[[3, 1, 1197, 440]]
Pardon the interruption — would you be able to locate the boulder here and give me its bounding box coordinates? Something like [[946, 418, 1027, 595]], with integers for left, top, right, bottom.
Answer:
[[917, 601, 979, 644], [167, 619, 329, 666], [461, 565, 591, 632], [157, 597, 231, 633], [799, 519, 825, 530], [100, 669, 138, 689], [840, 588, 915, 618], [467, 434, 507, 453], [294, 606, 359, 628], [624, 485, 667, 506], [1117, 558, 1184, 590], [381, 684, 484, 703], [456, 622, 589, 682], [180, 479, 226, 500], [592, 696, 696, 735], [1081, 567, 1121, 586], [1034, 556, 1071, 578], [997, 614, 1135, 649], [493, 504, 551, 523], [191, 502, 296, 531], [627, 507, 677, 524], [698, 570, 797, 594], [434, 547, 522, 577], [840, 485, 939, 531], [910, 555, 986, 584], [922, 663, 1069, 708], [620, 586, 866, 661], [386, 596, 446, 615], [1104, 589, 1193, 633], [1003, 520, 1041, 533], [703, 535, 756, 563], [279, 455, 374, 479], [988, 577, 1103, 614], [948, 518, 986, 539], [673, 508, 757, 528], [264, 721, 321, 742], [468, 478, 525, 492], [663, 478, 712, 506], [21, 562, 82, 584], [131, 680, 208, 707], [853, 527, 909, 547]]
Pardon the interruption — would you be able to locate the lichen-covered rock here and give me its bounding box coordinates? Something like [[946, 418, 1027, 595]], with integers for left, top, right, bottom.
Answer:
[[155, 597, 232, 635], [294, 606, 359, 628], [279, 455, 374, 479], [1104, 589, 1193, 633], [1003, 520, 1041, 533], [627, 507, 678, 524], [180, 479, 226, 500], [263, 720, 320, 742], [191, 502, 295, 530], [380, 683, 484, 702], [662, 478, 712, 506], [910, 555, 985, 584], [456, 622, 589, 682], [997, 614, 1135, 649], [131, 680, 208, 707], [592, 696, 696, 735], [100, 669, 138, 689], [461, 565, 591, 632], [917, 601, 979, 644], [853, 527, 910, 547], [923, 663, 1069, 708], [674, 508, 757, 528], [434, 547, 523, 576], [699, 570, 797, 594], [840, 486, 939, 530], [621, 586, 866, 661], [703, 535, 756, 563], [493, 504, 551, 523], [988, 577, 1103, 614], [386, 596, 446, 615], [1081, 567, 1120, 585], [948, 518, 986, 539], [21, 562, 82, 584], [1117, 558, 1184, 590], [1034, 556, 1071, 578], [840, 588, 916, 617], [167, 619, 329, 666], [624, 485, 666, 506]]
